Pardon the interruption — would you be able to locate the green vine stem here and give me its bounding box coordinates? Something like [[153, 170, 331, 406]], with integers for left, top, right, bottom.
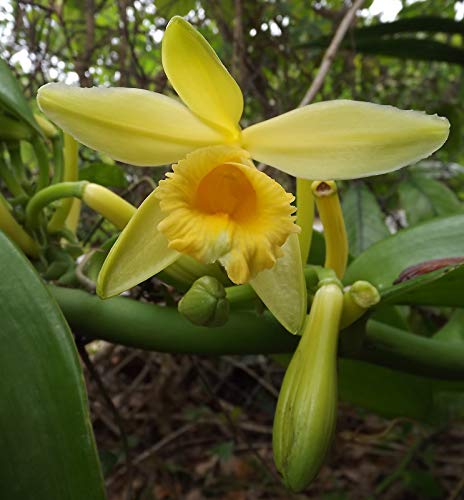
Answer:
[[51, 135, 64, 184], [0, 150, 28, 200], [296, 177, 314, 264], [31, 136, 50, 190], [50, 286, 464, 380], [0, 193, 39, 257], [6, 142, 26, 184], [48, 134, 79, 233], [354, 320, 464, 380], [26, 181, 88, 228]]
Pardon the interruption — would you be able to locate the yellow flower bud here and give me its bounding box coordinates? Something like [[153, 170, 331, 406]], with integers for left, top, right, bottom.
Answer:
[[273, 283, 343, 492]]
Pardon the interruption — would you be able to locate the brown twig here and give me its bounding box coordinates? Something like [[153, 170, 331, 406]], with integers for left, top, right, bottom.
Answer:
[[299, 0, 365, 107]]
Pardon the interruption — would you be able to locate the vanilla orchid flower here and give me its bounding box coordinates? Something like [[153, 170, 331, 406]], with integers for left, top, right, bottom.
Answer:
[[37, 16, 449, 334]]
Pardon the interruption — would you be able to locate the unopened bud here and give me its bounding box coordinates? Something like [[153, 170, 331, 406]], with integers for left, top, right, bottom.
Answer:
[[273, 283, 343, 492], [340, 280, 380, 329], [34, 113, 58, 138], [178, 276, 229, 327]]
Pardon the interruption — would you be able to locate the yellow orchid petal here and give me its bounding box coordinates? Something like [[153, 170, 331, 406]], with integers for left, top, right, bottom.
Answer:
[[242, 100, 450, 180], [155, 145, 298, 284], [162, 16, 243, 138], [37, 83, 228, 167], [250, 233, 307, 335], [97, 192, 179, 298]]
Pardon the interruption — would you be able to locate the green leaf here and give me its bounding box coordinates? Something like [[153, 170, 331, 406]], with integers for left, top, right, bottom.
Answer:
[[0, 231, 105, 500], [342, 181, 389, 257], [399, 173, 461, 225], [79, 162, 128, 188], [338, 359, 464, 425], [0, 59, 41, 135], [345, 214, 464, 289], [353, 38, 464, 65], [380, 262, 464, 307], [353, 16, 464, 38], [433, 309, 464, 343]]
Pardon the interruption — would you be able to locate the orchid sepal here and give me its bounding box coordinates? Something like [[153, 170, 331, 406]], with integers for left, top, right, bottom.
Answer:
[[96, 190, 180, 299]]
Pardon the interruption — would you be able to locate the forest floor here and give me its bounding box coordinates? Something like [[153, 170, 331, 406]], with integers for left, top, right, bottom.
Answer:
[[82, 343, 464, 500]]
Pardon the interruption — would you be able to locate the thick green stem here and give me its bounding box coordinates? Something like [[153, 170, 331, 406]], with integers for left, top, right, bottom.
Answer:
[[51, 135, 64, 184], [50, 285, 297, 355], [296, 178, 314, 264], [26, 181, 88, 228], [50, 286, 464, 380], [356, 320, 464, 380], [0, 194, 39, 257], [6, 142, 26, 183], [0, 153, 27, 200], [31, 136, 50, 190], [48, 134, 79, 233]]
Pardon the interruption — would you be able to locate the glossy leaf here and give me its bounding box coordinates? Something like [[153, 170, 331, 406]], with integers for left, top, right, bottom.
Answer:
[[345, 214, 464, 289], [353, 16, 464, 38], [0, 231, 105, 500], [342, 181, 390, 257], [353, 38, 464, 66], [0, 59, 41, 135], [399, 173, 461, 225], [79, 162, 128, 188], [433, 310, 464, 343], [380, 262, 464, 307], [339, 359, 464, 425]]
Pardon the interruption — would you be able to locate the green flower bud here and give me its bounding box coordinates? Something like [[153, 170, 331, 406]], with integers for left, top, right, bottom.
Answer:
[[178, 276, 230, 327], [34, 113, 58, 138], [339, 280, 380, 330], [273, 283, 343, 492]]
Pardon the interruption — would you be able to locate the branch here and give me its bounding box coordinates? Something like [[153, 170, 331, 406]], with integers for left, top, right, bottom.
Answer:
[[299, 0, 365, 107]]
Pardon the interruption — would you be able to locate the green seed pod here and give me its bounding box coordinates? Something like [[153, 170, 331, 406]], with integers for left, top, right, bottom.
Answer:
[[273, 283, 343, 492], [178, 275, 230, 327]]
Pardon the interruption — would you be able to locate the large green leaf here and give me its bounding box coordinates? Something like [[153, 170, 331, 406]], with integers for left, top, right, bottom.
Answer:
[[353, 16, 464, 38], [342, 181, 389, 257], [380, 262, 464, 307], [0, 231, 105, 500], [345, 214, 464, 289], [339, 359, 464, 425], [0, 59, 41, 135], [399, 173, 461, 225], [433, 309, 464, 343], [353, 38, 464, 66], [79, 162, 128, 188]]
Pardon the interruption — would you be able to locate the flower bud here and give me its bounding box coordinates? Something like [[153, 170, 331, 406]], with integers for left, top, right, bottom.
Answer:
[[273, 283, 343, 492], [34, 113, 58, 138], [178, 276, 229, 327], [311, 180, 348, 279], [340, 280, 380, 329]]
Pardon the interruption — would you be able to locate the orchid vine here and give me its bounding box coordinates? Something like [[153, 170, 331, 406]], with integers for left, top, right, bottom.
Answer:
[[37, 16, 449, 334]]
